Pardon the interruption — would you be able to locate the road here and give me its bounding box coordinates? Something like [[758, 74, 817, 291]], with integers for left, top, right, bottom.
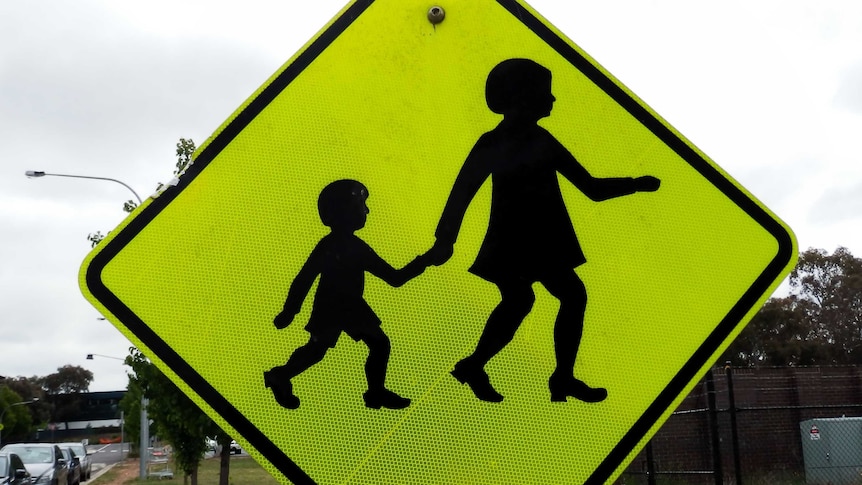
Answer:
[[86, 442, 130, 474]]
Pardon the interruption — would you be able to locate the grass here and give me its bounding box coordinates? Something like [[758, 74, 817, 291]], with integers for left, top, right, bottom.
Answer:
[[90, 455, 281, 485]]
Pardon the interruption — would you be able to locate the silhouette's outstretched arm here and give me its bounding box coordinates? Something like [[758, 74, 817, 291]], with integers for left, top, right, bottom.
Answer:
[[365, 246, 429, 288], [559, 152, 660, 201], [274, 246, 322, 328]]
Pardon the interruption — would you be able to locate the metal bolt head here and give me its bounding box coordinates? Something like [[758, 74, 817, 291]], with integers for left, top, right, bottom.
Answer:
[[428, 6, 445, 24]]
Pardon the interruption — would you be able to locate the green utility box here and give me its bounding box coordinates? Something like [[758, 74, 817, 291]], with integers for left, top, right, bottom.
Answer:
[[800, 417, 862, 485]]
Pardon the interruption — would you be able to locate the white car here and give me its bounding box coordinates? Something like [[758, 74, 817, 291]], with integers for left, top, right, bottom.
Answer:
[[62, 442, 91, 481], [230, 441, 241, 455]]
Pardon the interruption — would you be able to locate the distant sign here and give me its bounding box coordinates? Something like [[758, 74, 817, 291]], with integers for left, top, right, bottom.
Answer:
[[80, 0, 796, 483], [810, 425, 821, 440]]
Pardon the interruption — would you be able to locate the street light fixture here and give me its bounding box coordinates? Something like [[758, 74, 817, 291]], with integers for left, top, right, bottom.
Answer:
[[86, 353, 149, 479], [0, 398, 39, 446], [86, 353, 124, 362], [24, 170, 143, 205]]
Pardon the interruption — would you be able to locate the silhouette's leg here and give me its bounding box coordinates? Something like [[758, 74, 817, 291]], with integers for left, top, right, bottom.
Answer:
[[470, 283, 535, 365], [281, 340, 330, 378], [361, 330, 409, 409], [265, 338, 329, 409], [452, 282, 535, 402], [543, 271, 606, 403], [364, 331, 392, 392]]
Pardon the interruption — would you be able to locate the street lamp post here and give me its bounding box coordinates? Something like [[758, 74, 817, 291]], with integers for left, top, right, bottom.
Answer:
[[25, 170, 148, 476], [86, 353, 149, 479], [0, 398, 39, 446], [24, 170, 143, 205]]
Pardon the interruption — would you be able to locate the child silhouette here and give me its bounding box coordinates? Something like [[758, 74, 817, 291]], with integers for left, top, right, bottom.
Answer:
[[426, 58, 660, 404], [265, 179, 428, 410]]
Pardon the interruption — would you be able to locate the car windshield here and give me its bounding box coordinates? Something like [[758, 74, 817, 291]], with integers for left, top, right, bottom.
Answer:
[[1, 446, 52, 464]]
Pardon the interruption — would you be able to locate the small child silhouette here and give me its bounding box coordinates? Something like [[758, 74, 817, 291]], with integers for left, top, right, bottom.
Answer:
[[264, 179, 428, 410]]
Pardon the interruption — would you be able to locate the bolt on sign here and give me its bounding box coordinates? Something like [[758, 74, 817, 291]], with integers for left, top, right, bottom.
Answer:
[[80, 0, 796, 483]]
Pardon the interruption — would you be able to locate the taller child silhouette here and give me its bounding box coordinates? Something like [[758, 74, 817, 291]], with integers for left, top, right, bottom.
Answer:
[[425, 58, 660, 403]]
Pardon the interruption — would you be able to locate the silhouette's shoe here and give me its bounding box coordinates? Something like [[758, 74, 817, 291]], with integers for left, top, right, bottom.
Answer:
[[264, 370, 300, 409], [451, 360, 504, 403], [549, 375, 607, 403], [363, 388, 411, 409]]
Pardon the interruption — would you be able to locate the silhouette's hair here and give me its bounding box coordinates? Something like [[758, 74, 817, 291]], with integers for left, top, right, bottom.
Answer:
[[485, 58, 552, 114], [317, 179, 367, 227]]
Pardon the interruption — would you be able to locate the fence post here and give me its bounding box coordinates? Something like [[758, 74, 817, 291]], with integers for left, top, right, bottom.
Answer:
[[645, 440, 657, 485], [725, 362, 743, 485], [706, 370, 724, 485]]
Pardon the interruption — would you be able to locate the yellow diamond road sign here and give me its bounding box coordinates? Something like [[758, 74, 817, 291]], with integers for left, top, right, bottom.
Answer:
[[81, 0, 796, 483]]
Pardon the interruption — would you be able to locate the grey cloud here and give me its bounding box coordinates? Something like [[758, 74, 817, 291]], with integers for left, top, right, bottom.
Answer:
[[1, 1, 281, 200], [808, 180, 862, 225], [834, 61, 862, 114]]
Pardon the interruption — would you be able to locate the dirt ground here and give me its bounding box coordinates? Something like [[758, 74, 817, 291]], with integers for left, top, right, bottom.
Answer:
[[103, 458, 142, 484]]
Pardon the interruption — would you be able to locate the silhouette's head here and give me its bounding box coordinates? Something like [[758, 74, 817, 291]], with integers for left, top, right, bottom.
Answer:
[[318, 179, 369, 231], [485, 58, 555, 119]]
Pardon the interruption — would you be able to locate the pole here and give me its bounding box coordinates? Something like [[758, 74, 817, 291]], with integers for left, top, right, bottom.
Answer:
[[725, 362, 743, 485], [140, 397, 149, 479], [645, 440, 657, 485], [120, 410, 125, 455], [706, 370, 723, 485]]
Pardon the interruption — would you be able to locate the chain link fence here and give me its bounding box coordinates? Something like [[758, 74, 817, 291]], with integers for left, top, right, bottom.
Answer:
[[617, 365, 862, 485]]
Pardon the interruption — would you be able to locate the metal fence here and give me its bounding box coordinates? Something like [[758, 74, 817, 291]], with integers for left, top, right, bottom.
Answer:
[[617, 365, 862, 485]]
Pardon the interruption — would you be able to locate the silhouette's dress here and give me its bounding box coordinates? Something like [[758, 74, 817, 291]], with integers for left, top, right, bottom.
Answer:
[[436, 121, 642, 283]]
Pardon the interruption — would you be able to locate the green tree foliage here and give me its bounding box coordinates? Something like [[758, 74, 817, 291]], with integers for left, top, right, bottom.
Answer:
[[156, 138, 196, 193], [175, 138, 195, 174], [124, 347, 226, 485], [39, 365, 93, 394], [87, 231, 105, 248], [1, 377, 48, 442], [725, 247, 862, 366], [0, 387, 30, 444]]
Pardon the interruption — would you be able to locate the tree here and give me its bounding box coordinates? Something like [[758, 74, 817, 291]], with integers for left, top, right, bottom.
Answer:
[[125, 346, 231, 485], [725, 247, 862, 366], [39, 365, 93, 394], [33, 365, 94, 430], [1, 377, 47, 443], [0, 387, 30, 444]]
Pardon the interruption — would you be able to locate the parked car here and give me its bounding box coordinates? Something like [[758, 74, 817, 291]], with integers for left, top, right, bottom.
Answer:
[[60, 442, 91, 481], [0, 451, 31, 485], [57, 447, 81, 485], [0, 443, 68, 485], [230, 440, 241, 455]]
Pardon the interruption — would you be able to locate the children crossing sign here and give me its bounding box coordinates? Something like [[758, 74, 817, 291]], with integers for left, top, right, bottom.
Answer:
[[80, 0, 796, 483]]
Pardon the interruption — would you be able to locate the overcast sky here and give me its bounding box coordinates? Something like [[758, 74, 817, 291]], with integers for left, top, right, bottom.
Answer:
[[2, 0, 861, 393]]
